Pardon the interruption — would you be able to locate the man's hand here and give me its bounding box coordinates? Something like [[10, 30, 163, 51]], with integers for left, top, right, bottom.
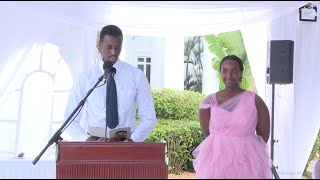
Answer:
[[86, 136, 109, 142], [86, 136, 97, 142], [109, 137, 134, 142], [86, 136, 133, 142], [123, 138, 134, 142], [97, 137, 109, 142]]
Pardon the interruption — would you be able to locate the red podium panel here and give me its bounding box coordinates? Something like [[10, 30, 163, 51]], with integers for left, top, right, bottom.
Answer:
[[56, 142, 168, 179]]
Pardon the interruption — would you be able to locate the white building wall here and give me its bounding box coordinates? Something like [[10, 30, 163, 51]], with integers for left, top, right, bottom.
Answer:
[[124, 35, 165, 89], [202, 37, 220, 95], [124, 34, 219, 93], [151, 37, 165, 89], [163, 34, 184, 90]]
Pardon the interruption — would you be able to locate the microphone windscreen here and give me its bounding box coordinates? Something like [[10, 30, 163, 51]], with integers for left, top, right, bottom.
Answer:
[[103, 61, 113, 70]]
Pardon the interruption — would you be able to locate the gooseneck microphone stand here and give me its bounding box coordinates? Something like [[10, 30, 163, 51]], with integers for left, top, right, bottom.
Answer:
[[32, 74, 105, 165]]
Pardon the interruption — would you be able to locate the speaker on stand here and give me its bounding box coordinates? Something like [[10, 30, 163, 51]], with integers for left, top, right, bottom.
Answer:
[[266, 40, 294, 179]]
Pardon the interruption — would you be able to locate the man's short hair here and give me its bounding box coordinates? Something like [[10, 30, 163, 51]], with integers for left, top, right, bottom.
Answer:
[[100, 25, 123, 41]]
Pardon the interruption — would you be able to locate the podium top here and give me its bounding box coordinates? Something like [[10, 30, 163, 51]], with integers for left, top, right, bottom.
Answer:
[[56, 141, 167, 163]]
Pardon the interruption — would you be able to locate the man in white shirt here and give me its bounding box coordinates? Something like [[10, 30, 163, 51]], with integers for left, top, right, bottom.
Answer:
[[63, 25, 157, 142]]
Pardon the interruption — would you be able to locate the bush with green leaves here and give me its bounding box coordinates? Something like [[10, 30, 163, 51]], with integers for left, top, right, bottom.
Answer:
[[152, 88, 205, 121], [146, 119, 203, 174], [303, 130, 320, 178], [309, 131, 320, 160]]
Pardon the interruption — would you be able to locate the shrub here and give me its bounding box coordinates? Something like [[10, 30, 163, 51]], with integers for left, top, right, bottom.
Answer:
[[152, 88, 205, 121], [309, 131, 320, 160], [146, 119, 203, 174], [303, 130, 320, 178]]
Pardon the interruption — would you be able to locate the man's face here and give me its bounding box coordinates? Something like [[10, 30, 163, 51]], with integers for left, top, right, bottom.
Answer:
[[99, 35, 122, 64]]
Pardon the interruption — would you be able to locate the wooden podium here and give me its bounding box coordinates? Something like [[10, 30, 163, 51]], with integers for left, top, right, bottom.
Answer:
[[56, 142, 168, 179]]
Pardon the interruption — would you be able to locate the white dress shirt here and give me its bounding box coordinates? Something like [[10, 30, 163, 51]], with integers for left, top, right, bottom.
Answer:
[[63, 59, 157, 142]]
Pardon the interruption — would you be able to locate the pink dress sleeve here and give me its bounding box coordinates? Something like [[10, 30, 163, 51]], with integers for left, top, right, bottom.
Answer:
[[199, 93, 216, 109]]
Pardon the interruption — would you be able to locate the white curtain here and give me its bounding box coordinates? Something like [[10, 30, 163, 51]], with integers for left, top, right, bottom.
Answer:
[[0, 3, 97, 159], [0, 1, 319, 178], [265, 3, 320, 178], [241, 2, 320, 177]]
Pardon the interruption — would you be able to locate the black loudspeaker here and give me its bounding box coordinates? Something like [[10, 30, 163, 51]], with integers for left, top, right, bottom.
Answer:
[[266, 40, 294, 84]]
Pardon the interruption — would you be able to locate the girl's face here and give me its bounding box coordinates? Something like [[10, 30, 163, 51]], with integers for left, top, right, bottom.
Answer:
[[220, 59, 243, 88]]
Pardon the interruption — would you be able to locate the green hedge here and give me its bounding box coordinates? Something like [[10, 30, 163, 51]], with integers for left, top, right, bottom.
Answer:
[[146, 119, 203, 174], [152, 88, 205, 121], [304, 130, 320, 178], [309, 130, 320, 160]]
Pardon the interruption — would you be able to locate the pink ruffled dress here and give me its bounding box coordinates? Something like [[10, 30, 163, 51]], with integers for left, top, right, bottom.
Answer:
[[193, 90, 272, 179]]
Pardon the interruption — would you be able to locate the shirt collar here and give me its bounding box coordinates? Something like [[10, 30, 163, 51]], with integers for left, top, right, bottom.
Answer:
[[113, 59, 122, 73]]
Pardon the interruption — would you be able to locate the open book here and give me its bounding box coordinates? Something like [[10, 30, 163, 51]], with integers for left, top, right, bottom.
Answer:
[[88, 126, 131, 139]]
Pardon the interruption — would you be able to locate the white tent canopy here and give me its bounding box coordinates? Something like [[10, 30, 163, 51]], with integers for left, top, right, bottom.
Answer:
[[0, 1, 319, 179]]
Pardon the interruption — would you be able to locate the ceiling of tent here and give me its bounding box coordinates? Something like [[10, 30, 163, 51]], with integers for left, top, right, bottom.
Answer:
[[1, 1, 311, 35]]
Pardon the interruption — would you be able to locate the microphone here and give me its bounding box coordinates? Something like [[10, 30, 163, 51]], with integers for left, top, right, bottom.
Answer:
[[103, 61, 113, 80]]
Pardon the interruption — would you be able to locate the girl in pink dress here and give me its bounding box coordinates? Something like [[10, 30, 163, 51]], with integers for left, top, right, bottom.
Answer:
[[193, 55, 272, 178]]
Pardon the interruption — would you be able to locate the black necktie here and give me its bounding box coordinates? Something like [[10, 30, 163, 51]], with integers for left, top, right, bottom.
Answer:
[[106, 67, 119, 129]]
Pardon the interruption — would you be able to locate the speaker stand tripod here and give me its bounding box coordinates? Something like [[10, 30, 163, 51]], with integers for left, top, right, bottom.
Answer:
[[270, 83, 280, 179]]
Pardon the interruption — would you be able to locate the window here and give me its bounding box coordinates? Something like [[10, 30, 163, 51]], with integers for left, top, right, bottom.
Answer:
[[137, 56, 151, 83]]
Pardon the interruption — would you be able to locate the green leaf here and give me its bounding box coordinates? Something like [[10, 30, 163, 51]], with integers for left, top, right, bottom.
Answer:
[[212, 57, 220, 71], [205, 35, 226, 61], [204, 30, 255, 91], [216, 30, 247, 61]]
